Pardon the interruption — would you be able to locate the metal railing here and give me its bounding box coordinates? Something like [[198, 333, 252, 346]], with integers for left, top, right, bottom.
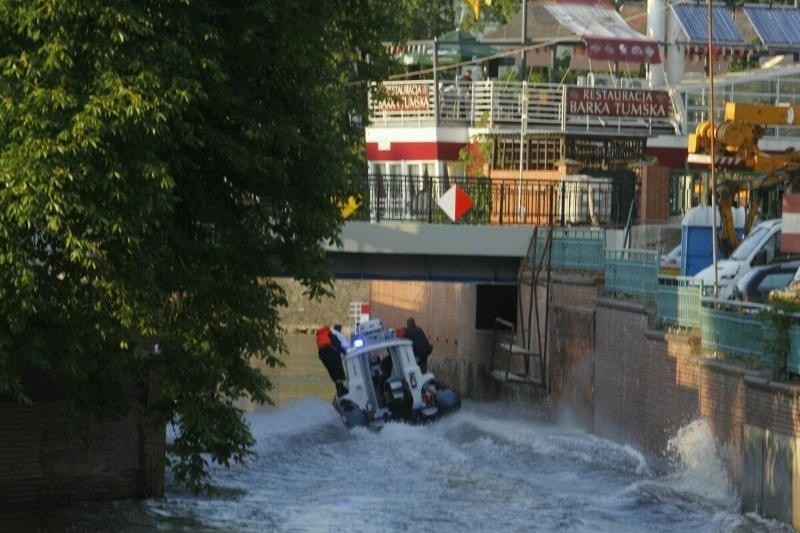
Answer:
[[655, 277, 703, 329], [370, 67, 800, 140], [790, 324, 800, 374], [369, 79, 679, 135], [517, 230, 800, 373], [529, 228, 606, 272], [699, 299, 773, 363], [348, 174, 635, 226], [604, 249, 660, 299]]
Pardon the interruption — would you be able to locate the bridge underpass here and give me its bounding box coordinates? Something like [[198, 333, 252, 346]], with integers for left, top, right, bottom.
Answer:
[[325, 221, 535, 283]]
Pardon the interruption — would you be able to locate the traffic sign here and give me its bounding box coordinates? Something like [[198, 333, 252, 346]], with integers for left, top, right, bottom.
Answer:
[[339, 196, 361, 219], [437, 184, 473, 222]]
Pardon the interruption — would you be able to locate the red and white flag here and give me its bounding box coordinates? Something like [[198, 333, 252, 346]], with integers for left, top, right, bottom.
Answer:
[[437, 185, 473, 222]]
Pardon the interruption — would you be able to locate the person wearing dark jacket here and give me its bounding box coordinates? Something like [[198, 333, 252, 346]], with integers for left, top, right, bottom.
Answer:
[[404, 317, 433, 372]]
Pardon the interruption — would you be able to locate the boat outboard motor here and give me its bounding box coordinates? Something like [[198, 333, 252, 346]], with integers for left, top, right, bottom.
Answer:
[[434, 387, 461, 415], [384, 378, 405, 403]]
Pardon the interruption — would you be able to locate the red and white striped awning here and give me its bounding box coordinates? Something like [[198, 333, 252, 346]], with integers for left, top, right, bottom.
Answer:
[[782, 193, 800, 252]]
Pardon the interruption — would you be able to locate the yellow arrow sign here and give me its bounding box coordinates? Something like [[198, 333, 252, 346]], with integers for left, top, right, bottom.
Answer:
[[339, 196, 361, 219]]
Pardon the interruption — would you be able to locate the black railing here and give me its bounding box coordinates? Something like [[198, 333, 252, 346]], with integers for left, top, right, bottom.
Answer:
[[348, 174, 637, 226]]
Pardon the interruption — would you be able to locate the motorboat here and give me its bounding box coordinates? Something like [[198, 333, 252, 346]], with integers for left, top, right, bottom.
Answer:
[[332, 318, 461, 429]]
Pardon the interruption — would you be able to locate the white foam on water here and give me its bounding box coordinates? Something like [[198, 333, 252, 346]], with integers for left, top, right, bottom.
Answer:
[[137, 404, 789, 532], [664, 418, 737, 508]]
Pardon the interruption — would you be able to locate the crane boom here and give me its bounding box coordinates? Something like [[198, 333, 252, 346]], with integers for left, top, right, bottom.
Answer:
[[687, 102, 800, 254]]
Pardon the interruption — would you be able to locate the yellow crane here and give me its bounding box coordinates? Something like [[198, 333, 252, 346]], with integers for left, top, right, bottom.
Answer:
[[687, 102, 800, 255]]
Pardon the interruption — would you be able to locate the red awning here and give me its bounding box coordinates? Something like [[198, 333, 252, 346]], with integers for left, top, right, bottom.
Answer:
[[585, 36, 661, 64]]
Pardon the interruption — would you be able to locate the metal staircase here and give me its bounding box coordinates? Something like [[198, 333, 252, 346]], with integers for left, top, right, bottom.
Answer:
[[488, 226, 552, 391]]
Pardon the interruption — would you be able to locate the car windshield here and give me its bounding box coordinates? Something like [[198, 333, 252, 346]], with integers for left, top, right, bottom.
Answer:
[[730, 226, 769, 261]]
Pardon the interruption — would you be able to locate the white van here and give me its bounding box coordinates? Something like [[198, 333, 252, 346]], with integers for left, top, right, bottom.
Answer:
[[692, 218, 796, 299]]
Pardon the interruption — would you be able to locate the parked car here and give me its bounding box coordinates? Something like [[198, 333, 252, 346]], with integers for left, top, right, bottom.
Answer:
[[730, 260, 800, 303], [693, 219, 800, 299]]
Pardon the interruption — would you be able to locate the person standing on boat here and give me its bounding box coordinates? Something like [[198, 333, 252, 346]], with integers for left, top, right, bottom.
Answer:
[[332, 324, 349, 353], [316, 325, 346, 396], [404, 317, 433, 373]]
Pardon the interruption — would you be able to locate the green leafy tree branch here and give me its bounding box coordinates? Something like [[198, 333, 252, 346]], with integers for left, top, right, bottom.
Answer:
[[0, 0, 408, 491]]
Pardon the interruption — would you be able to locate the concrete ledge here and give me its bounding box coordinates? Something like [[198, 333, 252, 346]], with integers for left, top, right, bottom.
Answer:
[[700, 357, 761, 378], [745, 373, 800, 395], [550, 272, 604, 286], [644, 328, 698, 343], [596, 297, 648, 314], [331, 221, 533, 257]]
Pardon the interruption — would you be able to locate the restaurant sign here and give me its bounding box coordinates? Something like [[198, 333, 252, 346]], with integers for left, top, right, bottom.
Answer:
[[377, 83, 430, 111], [566, 88, 670, 118]]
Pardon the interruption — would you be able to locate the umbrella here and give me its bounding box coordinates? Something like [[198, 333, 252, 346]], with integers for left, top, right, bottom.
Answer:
[[400, 29, 514, 68]]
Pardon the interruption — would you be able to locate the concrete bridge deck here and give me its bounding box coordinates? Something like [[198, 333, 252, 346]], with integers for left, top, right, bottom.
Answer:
[[326, 221, 535, 283]]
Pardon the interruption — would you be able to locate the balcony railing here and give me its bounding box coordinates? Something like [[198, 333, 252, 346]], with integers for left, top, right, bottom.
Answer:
[[348, 174, 636, 226], [371, 66, 800, 139], [369, 79, 681, 136]]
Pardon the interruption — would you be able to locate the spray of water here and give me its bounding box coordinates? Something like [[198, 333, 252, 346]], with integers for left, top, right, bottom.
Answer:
[[665, 418, 737, 508]]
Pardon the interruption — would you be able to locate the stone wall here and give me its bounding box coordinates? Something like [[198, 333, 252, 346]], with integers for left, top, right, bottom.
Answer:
[[277, 278, 369, 332]]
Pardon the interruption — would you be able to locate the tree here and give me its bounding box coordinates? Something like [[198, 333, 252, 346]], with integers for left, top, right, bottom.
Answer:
[[0, 0, 408, 491], [459, 0, 520, 34]]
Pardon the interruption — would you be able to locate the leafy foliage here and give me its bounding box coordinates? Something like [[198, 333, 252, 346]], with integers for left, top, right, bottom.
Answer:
[[459, 0, 520, 34], [760, 299, 800, 380], [391, 0, 520, 40], [0, 0, 407, 491]]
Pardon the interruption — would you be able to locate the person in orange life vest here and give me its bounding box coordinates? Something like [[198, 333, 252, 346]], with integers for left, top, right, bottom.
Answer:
[[404, 317, 433, 373], [316, 325, 346, 396]]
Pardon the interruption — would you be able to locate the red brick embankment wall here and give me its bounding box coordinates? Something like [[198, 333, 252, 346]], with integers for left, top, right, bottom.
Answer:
[[0, 363, 165, 511], [591, 297, 800, 525], [0, 402, 164, 511], [592, 299, 749, 484]]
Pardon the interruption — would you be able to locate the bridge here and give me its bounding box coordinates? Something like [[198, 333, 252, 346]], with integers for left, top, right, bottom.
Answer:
[[326, 221, 536, 283], [324, 172, 634, 282]]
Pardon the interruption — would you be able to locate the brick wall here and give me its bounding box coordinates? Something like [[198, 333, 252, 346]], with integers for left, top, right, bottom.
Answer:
[[745, 379, 800, 435], [0, 402, 164, 511], [589, 297, 800, 492], [0, 364, 165, 511]]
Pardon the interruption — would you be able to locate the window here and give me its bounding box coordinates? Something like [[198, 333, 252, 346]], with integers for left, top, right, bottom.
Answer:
[[493, 136, 562, 171]]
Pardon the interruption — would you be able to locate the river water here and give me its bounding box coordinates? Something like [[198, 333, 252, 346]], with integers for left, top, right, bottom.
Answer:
[[15, 334, 795, 532]]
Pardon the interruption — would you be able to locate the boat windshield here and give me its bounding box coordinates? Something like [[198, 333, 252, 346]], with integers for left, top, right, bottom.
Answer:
[[730, 226, 769, 261]]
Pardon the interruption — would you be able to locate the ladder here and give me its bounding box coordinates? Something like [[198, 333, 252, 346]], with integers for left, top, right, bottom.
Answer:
[[488, 226, 552, 390]]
